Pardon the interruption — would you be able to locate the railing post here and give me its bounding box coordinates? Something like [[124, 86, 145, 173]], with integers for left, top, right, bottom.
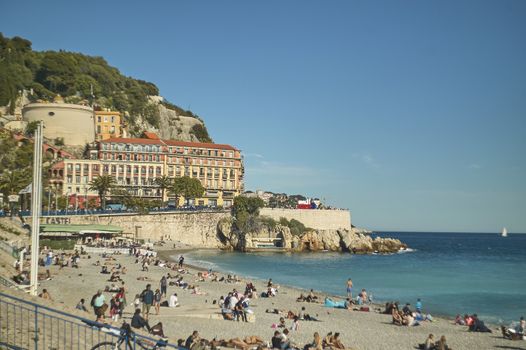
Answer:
[[33, 304, 39, 350]]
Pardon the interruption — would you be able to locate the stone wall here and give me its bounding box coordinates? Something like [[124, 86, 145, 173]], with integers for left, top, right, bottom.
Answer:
[[45, 211, 231, 247], [259, 208, 351, 230]]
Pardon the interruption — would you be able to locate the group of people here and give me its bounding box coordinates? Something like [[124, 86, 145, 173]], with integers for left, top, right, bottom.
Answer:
[[419, 334, 452, 350], [454, 314, 492, 333], [220, 288, 253, 322], [391, 301, 433, 327]]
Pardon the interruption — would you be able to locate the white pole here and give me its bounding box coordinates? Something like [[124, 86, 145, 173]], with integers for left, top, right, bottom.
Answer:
[[29, 122, 43, 296]]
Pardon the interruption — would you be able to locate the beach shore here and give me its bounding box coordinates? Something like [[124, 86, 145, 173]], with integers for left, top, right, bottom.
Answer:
[[31, 246, 515, 350]]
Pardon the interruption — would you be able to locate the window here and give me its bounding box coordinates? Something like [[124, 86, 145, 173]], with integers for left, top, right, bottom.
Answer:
[[97, 116, 101, 122], [76, 176, 81, 183], [111, 116, 115, 123], [97, 125, 101, 134], [104, 116, 108, 122]]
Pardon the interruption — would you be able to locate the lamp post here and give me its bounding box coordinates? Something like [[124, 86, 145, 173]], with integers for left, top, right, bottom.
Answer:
[[65, 191, 69, 216], [29, 121, 43, 296]]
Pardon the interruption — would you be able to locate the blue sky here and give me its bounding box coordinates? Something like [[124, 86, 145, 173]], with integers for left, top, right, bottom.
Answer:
[[2, 0, 525, 232]]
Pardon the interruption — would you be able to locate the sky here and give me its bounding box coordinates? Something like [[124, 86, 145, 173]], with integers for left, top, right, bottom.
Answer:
[[2, 0, 525, 232]]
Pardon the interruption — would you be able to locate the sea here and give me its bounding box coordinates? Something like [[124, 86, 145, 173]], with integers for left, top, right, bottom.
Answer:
[[180, 232, 526, 324]]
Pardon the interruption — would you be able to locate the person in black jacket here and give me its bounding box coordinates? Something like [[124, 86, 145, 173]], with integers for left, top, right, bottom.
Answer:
[[131, 308, 151, 332]]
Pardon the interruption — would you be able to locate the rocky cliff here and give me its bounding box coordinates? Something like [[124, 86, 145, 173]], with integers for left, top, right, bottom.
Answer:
[[217, 219, 407, 254]]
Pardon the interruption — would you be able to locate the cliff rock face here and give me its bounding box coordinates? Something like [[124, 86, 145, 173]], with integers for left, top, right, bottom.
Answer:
[[219, 223, 407, 254], [135, 102, 205, 142], [217, 220, 293, 251]]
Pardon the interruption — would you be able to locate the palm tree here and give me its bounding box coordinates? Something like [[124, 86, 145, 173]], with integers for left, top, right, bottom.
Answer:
[[154, 175, 173, 204], [89, 175, 116, 210]]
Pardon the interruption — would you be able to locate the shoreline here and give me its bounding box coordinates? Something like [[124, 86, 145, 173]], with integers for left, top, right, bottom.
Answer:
[[159, 247, 498, 328]]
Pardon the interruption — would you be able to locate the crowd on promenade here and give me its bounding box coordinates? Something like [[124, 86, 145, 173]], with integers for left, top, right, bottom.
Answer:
[[9, 243, 522, 350]]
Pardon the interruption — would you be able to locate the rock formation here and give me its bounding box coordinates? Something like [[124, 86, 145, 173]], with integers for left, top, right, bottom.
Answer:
[[217, 221, 407, 254]]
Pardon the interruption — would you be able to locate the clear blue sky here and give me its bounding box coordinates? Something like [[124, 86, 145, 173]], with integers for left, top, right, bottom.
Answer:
[[2, 0, 525, 232]]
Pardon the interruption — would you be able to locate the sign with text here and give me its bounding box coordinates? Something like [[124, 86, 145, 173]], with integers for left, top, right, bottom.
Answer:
[[41, 217, 72, 225]]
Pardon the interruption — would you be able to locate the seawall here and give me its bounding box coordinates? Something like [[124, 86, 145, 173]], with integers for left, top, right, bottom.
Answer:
[[39, 211, 231, 247], [259, 208, 351, 230]]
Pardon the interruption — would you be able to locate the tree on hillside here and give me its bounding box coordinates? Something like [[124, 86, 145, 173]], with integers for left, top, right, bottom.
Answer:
[[154, 175, 173, 204], [89, 175, 115, 210], [0, 170, 30, 196]]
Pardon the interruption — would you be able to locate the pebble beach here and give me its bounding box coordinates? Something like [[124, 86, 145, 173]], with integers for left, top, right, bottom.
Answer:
[[27, 245, 520, 350]]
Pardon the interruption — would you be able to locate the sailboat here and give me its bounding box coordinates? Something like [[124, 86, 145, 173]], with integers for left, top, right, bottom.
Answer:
[[501, 227, 508, 237]]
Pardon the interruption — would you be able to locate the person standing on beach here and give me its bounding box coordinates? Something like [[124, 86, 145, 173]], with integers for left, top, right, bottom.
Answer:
[[178, 255, 184, 269], [140, 284, 154, 320], [346, 278, 353, 299], [160, 275, 167, 297]]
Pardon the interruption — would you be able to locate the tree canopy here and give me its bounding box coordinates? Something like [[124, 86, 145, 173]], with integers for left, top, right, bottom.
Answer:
[[0, 33, 208, 136]]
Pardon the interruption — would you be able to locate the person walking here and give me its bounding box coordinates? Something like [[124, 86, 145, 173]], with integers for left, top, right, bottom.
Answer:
[[154, 289, 162, 315], [140, 284, 154, 320]]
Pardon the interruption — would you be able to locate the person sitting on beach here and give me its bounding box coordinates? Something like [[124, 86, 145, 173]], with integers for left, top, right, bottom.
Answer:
[[191, 286, 207, 295], [306, 289, 318, 303], [185, 330, 200, 349], [131, 308, 150, 332], [39, 288, 52, 300], [330, 333, 345, 350], [322, 332, 334, 349], [402, 303, 412, 315], [344, 298, 352, 310], [435, 335, 452, 350], [169, 293, 179, 307], [464, 314, 474, 326], [101, 265, 110, 274], [280, 329, 294, 350], [306, 332, 322, 350], [290, 316, 300, 331], [271, 330, 283, 350], [469, 314, 492, 333], [278, 317, 286, 328], [418, 334, 435, 350], [454, 314, 465, 325], [76, 298, 88, 312], [392, 309, 404, 326], [403, 313, 420, 327]]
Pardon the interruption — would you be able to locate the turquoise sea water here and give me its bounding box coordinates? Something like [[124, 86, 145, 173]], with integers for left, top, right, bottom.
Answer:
[[181, 232, 526, 324]]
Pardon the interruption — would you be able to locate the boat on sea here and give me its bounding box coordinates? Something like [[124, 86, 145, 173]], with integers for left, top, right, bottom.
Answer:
[[501, 227, 508, 237]]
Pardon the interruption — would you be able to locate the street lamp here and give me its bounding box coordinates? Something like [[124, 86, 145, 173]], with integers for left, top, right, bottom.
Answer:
[[29, 121, 43, 296]]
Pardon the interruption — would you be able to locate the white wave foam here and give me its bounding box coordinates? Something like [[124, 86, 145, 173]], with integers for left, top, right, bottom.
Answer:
[[397, 248, 416, 254]]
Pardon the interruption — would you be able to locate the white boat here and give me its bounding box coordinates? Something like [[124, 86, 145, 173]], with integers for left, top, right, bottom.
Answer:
[[501, 227, 508, 237]]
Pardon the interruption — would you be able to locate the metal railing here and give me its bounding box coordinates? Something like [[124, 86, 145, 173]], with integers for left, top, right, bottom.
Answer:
[[4, 206, 230, 218], [0, 291, 178, 350]]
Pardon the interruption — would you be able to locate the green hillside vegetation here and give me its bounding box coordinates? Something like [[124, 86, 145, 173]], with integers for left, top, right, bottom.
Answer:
[[0, 33, 211, 140]]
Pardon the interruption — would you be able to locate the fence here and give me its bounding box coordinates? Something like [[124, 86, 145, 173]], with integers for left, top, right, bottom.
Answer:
[[0, 291, 178, 350], [0, 240, 18, 258]]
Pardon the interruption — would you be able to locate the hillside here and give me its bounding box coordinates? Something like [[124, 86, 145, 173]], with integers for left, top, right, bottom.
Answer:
[[0, 33, 211, 142]]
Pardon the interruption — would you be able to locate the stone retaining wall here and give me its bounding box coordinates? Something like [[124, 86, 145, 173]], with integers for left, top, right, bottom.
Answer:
[[41, 211, 231, 247], [259, 208, 351, 230]]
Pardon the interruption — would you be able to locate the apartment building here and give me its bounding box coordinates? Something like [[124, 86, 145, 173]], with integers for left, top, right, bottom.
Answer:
[[94, 110, 122, 140], [49, 133, 244, 208]]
